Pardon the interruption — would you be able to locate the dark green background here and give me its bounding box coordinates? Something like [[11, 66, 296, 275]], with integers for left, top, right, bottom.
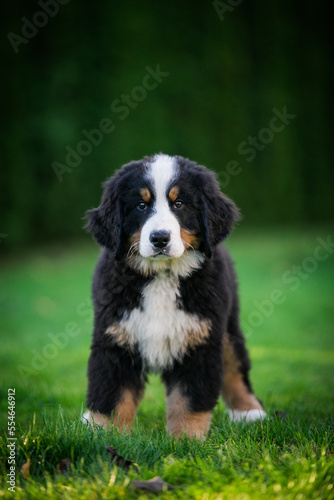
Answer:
[[1, 1, 333, 249]]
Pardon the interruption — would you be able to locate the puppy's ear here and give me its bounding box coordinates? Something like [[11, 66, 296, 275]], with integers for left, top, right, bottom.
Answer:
[[85, 176, 124, 259], [199, 173, 240, 258]]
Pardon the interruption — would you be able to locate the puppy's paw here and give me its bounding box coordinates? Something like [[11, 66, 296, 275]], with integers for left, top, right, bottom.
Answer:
[[81, 410, 111, 429], [81, 410, 93, 425], [227, 409, 267, 422]]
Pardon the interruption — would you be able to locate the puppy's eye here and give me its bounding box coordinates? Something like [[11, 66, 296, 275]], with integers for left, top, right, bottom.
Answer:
[[174, 199, 183, 209], [137, 201, 147, 211]]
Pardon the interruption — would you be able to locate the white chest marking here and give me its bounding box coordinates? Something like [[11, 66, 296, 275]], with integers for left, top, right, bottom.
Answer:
[[107, 275, 210, 370]]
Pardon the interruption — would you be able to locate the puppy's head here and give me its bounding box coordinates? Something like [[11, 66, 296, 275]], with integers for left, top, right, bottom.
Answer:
[[85, 154, 240, 269]]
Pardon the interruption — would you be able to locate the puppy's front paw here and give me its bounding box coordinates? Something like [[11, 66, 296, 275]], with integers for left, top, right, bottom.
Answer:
[[227, 409, 267, 422]]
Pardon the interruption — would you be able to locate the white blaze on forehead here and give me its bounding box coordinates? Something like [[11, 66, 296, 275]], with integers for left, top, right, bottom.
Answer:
[[139, 154, 185, 258], [149, 154, 177, 203]]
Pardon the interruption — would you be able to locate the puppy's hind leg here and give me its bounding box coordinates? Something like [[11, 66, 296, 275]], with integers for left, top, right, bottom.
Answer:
[[222, 321, 267, 422]]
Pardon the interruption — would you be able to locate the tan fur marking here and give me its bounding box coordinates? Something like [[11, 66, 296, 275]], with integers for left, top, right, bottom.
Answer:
[[113, 388, 142, 431], [168, 185, 179, 202], [126, 230, 141, 254], [106, 319, 211, 357], [183, 320, 211, 351], [140, 187, 151, 203], [222, 335, 263, 411], [180, 228, 199, 249], [166, 386, 211, 439], [88, 411, 111, 429], [88, 388, 143, 433], [105, 324, 131, 348]]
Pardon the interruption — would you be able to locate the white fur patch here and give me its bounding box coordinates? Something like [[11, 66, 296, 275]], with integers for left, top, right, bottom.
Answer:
[[81, 410, 111, 428], [82, 410, 93, 425], [140, 154, 185, 259], [226, 409, 267, 422], [107, 274, 210, 370]]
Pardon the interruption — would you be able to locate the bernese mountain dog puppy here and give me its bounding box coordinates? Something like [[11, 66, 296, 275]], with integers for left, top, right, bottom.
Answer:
[[82, 154, 266, 439]]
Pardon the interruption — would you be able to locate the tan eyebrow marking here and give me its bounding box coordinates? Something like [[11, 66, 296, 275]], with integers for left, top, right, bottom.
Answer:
[[168, 186, 179, 202], [140, 188, 151, 203]]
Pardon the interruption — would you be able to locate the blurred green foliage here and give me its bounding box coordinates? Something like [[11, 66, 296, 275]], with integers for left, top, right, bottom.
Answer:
[[1, 1, 333, 249]]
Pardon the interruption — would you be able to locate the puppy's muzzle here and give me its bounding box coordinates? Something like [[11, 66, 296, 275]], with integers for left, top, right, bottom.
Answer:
[[149, 230, 171, 253]]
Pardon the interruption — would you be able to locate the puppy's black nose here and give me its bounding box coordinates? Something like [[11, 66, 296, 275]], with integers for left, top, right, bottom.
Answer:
[[150, 230, 171, 249]]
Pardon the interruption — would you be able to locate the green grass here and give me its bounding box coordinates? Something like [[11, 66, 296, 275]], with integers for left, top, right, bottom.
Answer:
[[0, 227, 333, 499]]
